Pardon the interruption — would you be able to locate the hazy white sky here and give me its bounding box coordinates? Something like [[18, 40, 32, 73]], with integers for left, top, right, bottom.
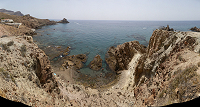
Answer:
[[1, 0, 200, 20]]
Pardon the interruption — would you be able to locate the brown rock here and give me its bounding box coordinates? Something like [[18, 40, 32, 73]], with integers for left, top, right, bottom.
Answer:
[[159, 25, 174, 31], [88, 55, 102, 71], [105, 41, 146, 73], [190, 26, 200, 32], [62, 54, 87, 70], [57, 18, 69, 23], [34, 50, 60, 94]]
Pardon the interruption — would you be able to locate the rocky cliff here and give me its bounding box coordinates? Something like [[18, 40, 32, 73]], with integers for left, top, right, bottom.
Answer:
[[0, 35, 72, 106], [132, 29, 200, 106], [104, 26, 200, 106]]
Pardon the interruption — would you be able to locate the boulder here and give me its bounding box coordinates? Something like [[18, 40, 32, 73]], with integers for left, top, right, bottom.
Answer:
[[88, 55, 102, 71], [57, 18, 69, 23], [105, 41, 146, 73], [62, 54, 87, 70]]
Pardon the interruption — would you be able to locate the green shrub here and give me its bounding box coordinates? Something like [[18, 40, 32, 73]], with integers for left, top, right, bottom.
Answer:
[[2, 44, 11, 52], [7, 41, 14, 46]]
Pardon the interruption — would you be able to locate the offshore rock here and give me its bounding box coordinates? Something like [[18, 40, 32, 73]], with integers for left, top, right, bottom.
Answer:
[[57, 18, 69, 23], [88, 55, 102, 71], [105, 41, 146, 73], [190, 26, 200, 32], [159, 25, 174, 31]]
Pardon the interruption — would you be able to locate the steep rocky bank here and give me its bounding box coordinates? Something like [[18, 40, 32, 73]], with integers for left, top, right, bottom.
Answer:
[[0, 35, 71, 106]]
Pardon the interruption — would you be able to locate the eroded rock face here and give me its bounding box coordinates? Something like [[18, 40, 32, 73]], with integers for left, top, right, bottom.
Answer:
[[34, 49, 60, 94], [88, 55, 102, 71], [159, 25, 174, 31], [135, 29, 176, 85], [105, 41, 146, 73]]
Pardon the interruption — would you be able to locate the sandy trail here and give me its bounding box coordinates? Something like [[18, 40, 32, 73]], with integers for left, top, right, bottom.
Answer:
[[111, 53, 141, 89]]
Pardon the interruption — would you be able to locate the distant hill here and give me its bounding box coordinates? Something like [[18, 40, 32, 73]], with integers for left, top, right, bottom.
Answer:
[[0, 9, 24, 16], [0, 12, 56, 29]]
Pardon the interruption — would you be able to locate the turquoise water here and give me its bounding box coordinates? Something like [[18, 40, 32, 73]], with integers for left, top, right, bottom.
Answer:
[[33, 20, 200, 75]]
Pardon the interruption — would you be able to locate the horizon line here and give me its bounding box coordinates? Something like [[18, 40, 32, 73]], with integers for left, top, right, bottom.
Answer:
[[49, 19, 200, 22]]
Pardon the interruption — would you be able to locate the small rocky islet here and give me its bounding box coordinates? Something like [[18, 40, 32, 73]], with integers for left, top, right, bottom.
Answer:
[[1, 9, 200, 106]]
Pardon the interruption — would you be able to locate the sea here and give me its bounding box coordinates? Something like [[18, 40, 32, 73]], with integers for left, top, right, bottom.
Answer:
[[33, 20, 200, 75]]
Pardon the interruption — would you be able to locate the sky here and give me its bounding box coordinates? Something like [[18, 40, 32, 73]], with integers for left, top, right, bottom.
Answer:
[[0, 0, 200, 21]]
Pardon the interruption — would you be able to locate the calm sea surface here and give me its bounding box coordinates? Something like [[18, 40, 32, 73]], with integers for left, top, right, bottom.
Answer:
[[33, 20, 200, 75]]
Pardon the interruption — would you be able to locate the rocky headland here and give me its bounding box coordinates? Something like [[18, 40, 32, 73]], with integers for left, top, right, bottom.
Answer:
[[0, 11, 200, 106]]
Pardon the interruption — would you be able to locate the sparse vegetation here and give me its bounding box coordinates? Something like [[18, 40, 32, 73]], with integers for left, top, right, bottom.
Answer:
[[20, 44, 27, 57], [158, 89, 167, 98], [2, 43, 11, 52], [178, 55, 185, 62], [167, 65, 199, 103], [7, 41, 14, 46], [0, 68, 15, 83]]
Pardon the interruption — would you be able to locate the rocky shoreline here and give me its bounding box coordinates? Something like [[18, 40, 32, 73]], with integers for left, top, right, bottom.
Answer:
[[1, 14, 200, 107]]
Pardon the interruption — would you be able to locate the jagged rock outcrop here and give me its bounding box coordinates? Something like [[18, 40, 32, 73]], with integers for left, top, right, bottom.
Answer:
[[190, 26, 200, 32], [132, 29, 200, 106], [135, 29, 177, 85], [57, 18, 69, 23], [62, 54, 87, 70], [159, 25, 174, 31], [88, 55, 102, 71], [105, 41, 146, 73], [35, 50, 60, 93]]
